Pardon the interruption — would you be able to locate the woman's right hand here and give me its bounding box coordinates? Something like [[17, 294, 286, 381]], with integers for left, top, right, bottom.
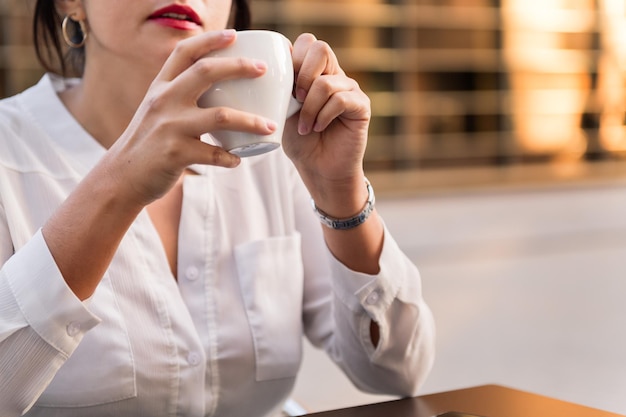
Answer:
[[42, 30, 277, 300], [104, 29, 277, 206]]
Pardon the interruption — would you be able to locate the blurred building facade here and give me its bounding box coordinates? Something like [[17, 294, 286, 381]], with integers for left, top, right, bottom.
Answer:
[[0, 0, 39, 99], [1, 0, 626, 172]]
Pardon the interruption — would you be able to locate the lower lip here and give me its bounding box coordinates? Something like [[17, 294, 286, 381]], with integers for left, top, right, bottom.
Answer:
[[150, 17, 200, 31]]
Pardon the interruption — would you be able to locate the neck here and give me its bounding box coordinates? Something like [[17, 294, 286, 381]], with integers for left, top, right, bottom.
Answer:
[[60, 55, 158, 149]]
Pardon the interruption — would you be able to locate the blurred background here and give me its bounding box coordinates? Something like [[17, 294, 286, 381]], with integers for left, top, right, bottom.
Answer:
[[2, 0, 626, 415], [3, 1, 626, 173]]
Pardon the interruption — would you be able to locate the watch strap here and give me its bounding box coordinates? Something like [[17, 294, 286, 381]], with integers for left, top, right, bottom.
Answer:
[[311, 178, 375, 230]]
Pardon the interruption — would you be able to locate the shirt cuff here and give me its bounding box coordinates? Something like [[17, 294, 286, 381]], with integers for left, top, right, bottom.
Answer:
[[329, 225, 410, 318], [3, 229, 101, 357]]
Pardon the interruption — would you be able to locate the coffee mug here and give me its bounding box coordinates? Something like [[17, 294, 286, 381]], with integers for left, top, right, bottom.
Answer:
[[198, 30, 301, 157]]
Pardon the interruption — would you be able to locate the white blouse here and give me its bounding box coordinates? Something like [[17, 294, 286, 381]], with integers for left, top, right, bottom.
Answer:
[[0, 74, 435, 417]]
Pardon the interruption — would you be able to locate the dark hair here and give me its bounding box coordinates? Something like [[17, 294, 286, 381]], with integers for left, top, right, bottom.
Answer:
[[33, 0, 252, 77]]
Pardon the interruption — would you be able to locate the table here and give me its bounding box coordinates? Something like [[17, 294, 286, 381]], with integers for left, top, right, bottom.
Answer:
[[303, 385, 624, 417]]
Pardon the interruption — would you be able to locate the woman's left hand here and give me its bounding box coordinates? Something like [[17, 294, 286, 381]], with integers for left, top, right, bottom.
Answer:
[[283, 34, 371, 208], [285, 34, 383, 277]]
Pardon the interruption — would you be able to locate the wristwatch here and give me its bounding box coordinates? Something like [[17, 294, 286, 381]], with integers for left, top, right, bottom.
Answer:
[[311, 178, 375, 230]]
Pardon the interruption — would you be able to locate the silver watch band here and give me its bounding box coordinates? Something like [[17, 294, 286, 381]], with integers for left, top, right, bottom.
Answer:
[[311, 178, 375, 230]]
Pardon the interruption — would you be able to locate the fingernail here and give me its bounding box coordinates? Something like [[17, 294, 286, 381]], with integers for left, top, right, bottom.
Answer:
[[222, 29, 236, 39], [266, 120, 277, 131], [313, 122, 324, 133], [298, 121, 309, 135], [230, 155, 241, 167], [296, 88, 307, 102], [254, 60, 267, 71]]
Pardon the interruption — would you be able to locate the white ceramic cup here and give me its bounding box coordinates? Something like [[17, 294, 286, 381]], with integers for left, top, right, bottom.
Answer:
[[198, 30, 301, 157]]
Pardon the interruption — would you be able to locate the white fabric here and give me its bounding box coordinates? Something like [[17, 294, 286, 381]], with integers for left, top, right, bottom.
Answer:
[[0, 74, 435, 417]]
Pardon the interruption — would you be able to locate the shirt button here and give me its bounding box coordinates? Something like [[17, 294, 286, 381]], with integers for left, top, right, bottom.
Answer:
[[66, 322, 81, 337], [185, 266, 200, 281], [187, 352, 201, 366], [366, 291, 380, 305]]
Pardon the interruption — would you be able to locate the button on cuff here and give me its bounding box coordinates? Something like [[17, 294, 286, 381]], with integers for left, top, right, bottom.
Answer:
[[66, 321, 82, 337], [357, 284, 392, 320], [366, 291, 380, 305]]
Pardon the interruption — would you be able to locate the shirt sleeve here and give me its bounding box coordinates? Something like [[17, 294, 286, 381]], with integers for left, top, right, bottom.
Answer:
[[294, 173, 436, 398], [0, 226, 101, 416], [325, 229, 436, 396]]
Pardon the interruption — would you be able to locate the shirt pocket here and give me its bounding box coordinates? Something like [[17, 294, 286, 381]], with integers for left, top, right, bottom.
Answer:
[[234, 233, 304, 381], [36, 274, 137, 407]]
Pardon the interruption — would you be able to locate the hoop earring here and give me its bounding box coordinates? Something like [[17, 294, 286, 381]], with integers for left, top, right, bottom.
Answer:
[[62, 15, 88, 48]]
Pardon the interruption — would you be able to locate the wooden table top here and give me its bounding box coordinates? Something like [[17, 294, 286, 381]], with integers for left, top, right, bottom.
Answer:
[[304, 384, 624, 417]]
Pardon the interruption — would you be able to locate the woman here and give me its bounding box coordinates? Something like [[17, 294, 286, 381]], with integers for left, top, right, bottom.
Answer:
[[0, 0, 435, 416]]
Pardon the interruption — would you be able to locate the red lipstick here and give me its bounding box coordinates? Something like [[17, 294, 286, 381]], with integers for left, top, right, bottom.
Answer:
[[149, 4, 202, 31]]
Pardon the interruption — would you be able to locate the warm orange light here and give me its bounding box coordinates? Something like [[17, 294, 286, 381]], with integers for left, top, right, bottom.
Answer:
[[502, 0, 595, 158]]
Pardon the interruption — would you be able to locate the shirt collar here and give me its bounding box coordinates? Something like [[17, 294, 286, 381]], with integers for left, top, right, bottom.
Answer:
[[17, 74, 106, 176]]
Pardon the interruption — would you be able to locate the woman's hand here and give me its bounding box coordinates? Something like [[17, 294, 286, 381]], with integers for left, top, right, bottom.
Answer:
[[104, 30, 277, 207], [43, 30, 278, 300], [283, 33, 372, 218]]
